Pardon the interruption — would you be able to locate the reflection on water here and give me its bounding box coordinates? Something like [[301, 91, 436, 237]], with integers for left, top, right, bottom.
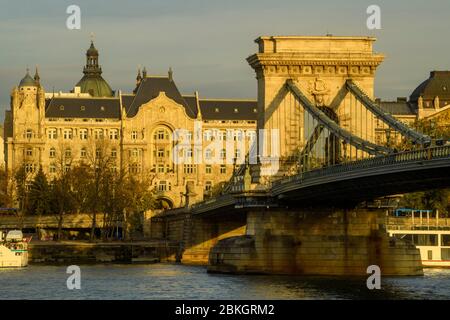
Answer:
[[1, 264, 449, 300]]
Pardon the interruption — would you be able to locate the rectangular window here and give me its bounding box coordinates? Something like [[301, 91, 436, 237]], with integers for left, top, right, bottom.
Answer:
[[129, 163, 141, 174], [183, 164, 196, 174], [111, 149, 117, 158], [158, 181, 167, 191], [234, 130, 243, 141], [48, 129, 57, 139], [204, 131, 213, 141], [49, 164, 56, 173], [63, 129, 73, 140], [79, 129, 88, 140], [25, 163, 34, 173], [442, 235, 450, 247], [205, 165, 212, 174], [205, 149, 212, 160], [131, 149, 140, 158], [158, 164, 165, 173], [109, 129, 119, 140], [157, 148, 165, 158], [205, 181, 212, 192], [220, 149, 226, 160], [94, 129, 104, 139], [394, 234, 438, 246], [442, 249, 450, 261], [26, 148, 33, 157], [81, 149, 87, 158], [220, 165, 226, 174], [131, 131, 138, 140]]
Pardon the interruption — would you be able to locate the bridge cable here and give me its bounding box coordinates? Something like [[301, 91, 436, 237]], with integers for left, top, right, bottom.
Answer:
[[345, 79, 431, 145], [286, 80, 392, 156]]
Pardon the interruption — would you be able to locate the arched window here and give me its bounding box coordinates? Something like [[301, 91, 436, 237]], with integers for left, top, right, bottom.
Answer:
[[153, 127, 171, 141]]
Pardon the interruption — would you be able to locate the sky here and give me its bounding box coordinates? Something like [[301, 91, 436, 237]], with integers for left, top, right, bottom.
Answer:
[[1, 0, 450, 121]]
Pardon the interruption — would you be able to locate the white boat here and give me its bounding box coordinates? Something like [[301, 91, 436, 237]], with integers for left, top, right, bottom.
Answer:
[[0, 230, 29, 267], [388, 209, 450, 268]]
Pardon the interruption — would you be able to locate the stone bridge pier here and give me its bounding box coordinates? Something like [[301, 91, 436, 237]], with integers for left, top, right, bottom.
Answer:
[[151, 207, 422, 276], [149, 210, 247, 265], [207, 208, 422, 276]]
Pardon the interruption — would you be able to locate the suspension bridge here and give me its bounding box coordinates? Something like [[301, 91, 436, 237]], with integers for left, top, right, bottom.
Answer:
[[152, 35, 450, 276]]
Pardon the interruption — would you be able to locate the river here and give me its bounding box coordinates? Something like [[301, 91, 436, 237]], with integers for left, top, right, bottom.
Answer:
[[1, 264, 449, 300]]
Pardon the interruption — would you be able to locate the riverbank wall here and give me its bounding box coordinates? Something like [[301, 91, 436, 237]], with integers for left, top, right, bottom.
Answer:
[[28, 240, 180, 265]]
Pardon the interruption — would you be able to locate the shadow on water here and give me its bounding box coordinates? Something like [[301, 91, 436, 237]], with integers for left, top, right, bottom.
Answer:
[[204, 268, 450, 300], [1, 264, 449, 300]]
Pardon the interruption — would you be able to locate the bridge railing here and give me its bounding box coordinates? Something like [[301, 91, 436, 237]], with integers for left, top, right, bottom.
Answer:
[[272, 145, 450, 187]]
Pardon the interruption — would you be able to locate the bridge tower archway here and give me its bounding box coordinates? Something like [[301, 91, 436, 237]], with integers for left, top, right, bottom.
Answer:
[[247, 36, 385, 177]]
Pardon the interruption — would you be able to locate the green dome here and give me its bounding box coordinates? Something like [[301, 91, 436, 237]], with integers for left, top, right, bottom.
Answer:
[[19, 71, 37, 87], [75, 41, 113, 97], [76, 75, 113, 97]]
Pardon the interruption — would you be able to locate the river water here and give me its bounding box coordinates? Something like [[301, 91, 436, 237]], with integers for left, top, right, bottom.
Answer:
[[1, 264, 449, 300]]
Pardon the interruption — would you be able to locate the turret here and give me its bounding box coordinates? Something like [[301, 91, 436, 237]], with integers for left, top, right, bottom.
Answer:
[[142, 66, 147, 78], [34, 66, 40, 86]]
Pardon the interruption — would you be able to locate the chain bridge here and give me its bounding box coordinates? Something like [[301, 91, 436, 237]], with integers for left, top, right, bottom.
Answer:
[[151, 36, 450, 277]]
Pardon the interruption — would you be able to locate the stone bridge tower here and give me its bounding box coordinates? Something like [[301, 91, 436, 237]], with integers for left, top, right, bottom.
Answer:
[[247, 36, 384, 178]]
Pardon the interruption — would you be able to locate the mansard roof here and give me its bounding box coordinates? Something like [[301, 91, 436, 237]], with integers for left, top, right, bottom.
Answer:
[[45, 97, 120, 119], [198, 99, 258, 120], [126, 76, 197, 118], [377, 98, 416, 116], [410, 71, 450, 103]]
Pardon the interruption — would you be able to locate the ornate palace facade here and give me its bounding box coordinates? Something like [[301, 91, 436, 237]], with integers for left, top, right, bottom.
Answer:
[[4, 41, 258, 208]]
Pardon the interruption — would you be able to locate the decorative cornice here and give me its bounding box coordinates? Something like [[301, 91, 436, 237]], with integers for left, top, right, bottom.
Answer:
[[247, 53, 384, 69]]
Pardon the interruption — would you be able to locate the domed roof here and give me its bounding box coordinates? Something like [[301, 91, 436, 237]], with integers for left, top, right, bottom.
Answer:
[[410, 71, 450, 103], [86, 41, 99, 56], [19, 70, 37, 87], [76, 75, 113, 97], [75, 40, 113, 97]]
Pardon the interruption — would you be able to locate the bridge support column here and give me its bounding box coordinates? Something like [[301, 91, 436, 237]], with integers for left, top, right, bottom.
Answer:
[[180, 215, 247, 265], [208, 208, 422, 276]]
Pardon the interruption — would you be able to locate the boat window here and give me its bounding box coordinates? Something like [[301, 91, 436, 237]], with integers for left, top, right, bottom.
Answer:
[[442, 249, 450, 261], [393, 234, 438, 246], [442, 235, 450, 247]]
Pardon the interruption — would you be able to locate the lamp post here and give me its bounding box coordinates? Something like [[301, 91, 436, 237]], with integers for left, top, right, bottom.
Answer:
[[342, 140, 348, 162], [385, 128, 391, 149], [430, 119, 437, 146]]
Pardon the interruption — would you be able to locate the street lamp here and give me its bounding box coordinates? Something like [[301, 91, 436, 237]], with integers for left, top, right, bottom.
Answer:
[[342, 140, 348, 162], [429, 119, 438, 147], [385, 129, 391, 148]]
